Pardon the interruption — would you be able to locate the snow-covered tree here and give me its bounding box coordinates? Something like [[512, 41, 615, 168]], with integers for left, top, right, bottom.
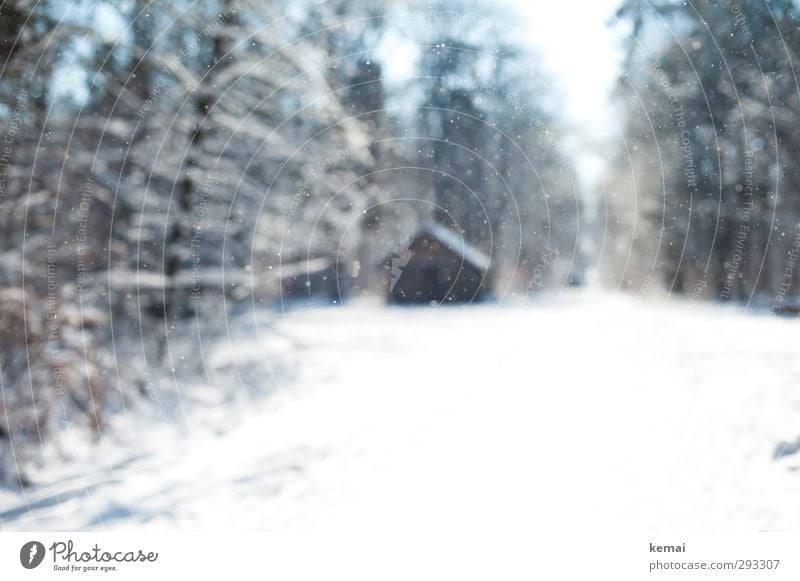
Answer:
[[604, 0, 800, 303]]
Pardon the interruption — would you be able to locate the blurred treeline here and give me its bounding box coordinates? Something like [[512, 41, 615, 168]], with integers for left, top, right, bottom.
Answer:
[[603, 0, 800, 307]]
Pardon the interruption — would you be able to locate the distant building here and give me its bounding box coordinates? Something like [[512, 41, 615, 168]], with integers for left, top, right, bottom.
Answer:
[[280, 257, 344, 304], [381, 223, 493, 304]]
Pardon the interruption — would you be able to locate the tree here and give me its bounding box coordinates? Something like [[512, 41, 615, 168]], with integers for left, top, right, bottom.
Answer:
[[605, 0, 800, 305]]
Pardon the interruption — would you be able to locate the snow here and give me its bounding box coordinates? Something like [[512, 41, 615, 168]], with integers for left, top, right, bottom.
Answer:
[[2, 291, 800, 531]]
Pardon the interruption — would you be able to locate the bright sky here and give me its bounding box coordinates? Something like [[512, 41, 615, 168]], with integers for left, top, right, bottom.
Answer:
[[377, 0, 628, 189], [514, 0, 628, 187], [516, 0, 626, 132]]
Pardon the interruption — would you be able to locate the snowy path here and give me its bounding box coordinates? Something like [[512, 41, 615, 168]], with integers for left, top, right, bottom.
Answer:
[[2, 293, 800, 531]]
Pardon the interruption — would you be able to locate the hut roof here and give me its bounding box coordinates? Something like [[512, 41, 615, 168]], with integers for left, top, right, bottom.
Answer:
[[381, 223, 492, 272], [278, 257, 333, 280]]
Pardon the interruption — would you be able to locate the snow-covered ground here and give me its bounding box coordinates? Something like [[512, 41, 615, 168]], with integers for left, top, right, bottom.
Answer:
[[2, 292, 800, 531]]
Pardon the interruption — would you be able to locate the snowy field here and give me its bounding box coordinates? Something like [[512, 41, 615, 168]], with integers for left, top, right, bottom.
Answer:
[[2, 292, 800, 532]]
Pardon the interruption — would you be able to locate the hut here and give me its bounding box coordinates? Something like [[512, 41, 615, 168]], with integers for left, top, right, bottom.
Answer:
[[280, 257, 344, 303], [382, 223, 492, 304]]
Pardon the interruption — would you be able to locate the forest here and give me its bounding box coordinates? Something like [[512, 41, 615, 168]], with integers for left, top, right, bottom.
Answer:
[[603, 0, 800, 307], [1, 0, 800, 536]]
